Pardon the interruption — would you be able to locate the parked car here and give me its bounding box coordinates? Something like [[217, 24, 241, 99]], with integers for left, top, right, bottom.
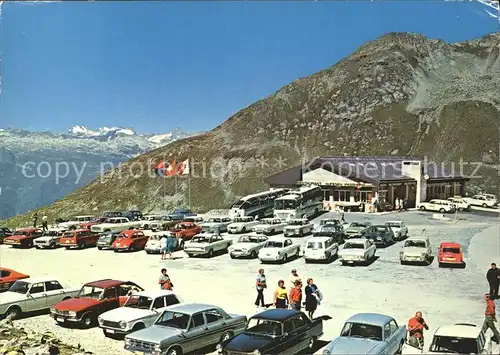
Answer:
[[59, 229, 99, 249], [400, 236, 432, 265], [0, 227, 12, 244], [123, 303, 247, 355], [103, 211, 123, 218], [200, 216, 232, 233], [426, 323, 494, 354], [258, 237, 301, 263], [344, 221, 372, 238], [182, 216, 204, 224], [184, 235, 232, 257], [34, 228, 65, 249], [386, 221, 408, 241], [227, 216, 260, 234], [144, 234, 163, 254], [283, 219, 314, 237], [418, 199, 455, 213], [160, 217, 178, 231], [138, 215, 163, 230], [313, 224, 345, 244], [124, 210, 143, 221], [322, 313, 406, 354], [338, 238, 376, 266], [0, 268, 29, 293], [80, 217, 108, 229], [4, 228, 43, 248], [90, 217, 140, 233], [438, 242, 465, 268], [0, 277, 79, 319], [364, 225, 395, 247], [167, 208, 196, 221], [112, 230, 149, 252], [50, 279, 144, 328], [96, 231, 121, 250], [228, 235, 268, 259], [253, 218, 288, 235], [317, 218, 344, 230], [304, 236, 339, 263], [462, 194, 498, 208], [446, 197, 471, 212], [98, 290, 182, 337], [218, 309, 331, 354], [171, 222, 202, 240], [57, 215, 94, 230]]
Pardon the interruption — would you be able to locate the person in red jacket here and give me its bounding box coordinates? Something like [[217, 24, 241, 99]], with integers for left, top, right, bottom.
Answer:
[[483, 293, 500, 343], [408, 311, 429, 349]]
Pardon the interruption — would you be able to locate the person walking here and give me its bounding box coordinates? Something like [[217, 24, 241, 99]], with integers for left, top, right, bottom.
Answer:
[[273, 280, 288, 309], [158, 268, 172, 290], [305, 278, 319, 319], [289, 280, 302, 311], [487, 263, 500, 300], [166, 233, 176, 259], [32, 212, 38, 228], [41, 213, 48, 232], [407, 311, 429, 349], [483, 293, 500, 343], [255, 268, 267, 309], [160, 235, 168, 260], [289, 269, 301, 289]]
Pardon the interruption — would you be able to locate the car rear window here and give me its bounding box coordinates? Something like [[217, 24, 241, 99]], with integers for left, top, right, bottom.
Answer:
[[443, 247, 460, 253]]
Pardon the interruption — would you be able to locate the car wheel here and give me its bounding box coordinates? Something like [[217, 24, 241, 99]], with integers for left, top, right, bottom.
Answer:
[[305, 258, 310, 264], [129, 244, 135, 252], [341, 261, 347, 266], [51, 242, 57, 249], [230, 254, 236, 259], [419, 206, 426, 211], [81, 312, 95, 328], [458, 207, 463, 211], [187, 254, 194, 257], [220, 331, 232, 343], [78, 241, 84, 249], [132, 323, 145, 331], [65, 247, 70, 250], [6, 306, 21, 320], [308, 337, 317, 349], [98, 247, 103, 250], [270, 229, 275, 235], [69, 226, 76, 230], [439, 208, 445, 213], [208, 249, 214, 257], [166, 346, 182, 355], [483, 203, 488, 208], [250, 250, 257, 258], [241, 227, 246, 233]]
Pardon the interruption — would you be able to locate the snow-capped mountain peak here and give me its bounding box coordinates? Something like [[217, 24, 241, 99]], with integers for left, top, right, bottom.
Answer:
[[68, 125, 136, 138]]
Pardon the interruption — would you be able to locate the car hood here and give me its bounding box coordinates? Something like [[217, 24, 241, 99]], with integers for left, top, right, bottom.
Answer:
[[345, 227, 363, 232], [0, 291, 25, 303], [101, 307, 155, 322], [325, 337, 381, 354], [284, 225, 302, 230], [254, 224, 271, 229], [6, 235, 27, 240], [224, 333, 275, 352], [35, 236, 54, 241], [126, 325, 183, 343], [54, 297, 101, 311]]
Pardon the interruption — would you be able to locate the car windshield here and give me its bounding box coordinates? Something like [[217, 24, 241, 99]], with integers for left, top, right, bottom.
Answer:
[[231, 200, 245, 208], [289, 220, 304, 225], [245, 318, 282, 337], [387, 222, 401, 227], [155, 311, 190, 329], [61, 232, 74, 238], [430, 336, 478, 353], [124, 295, 153, 309], [234, 217, 252, 223], [13, 230, 28, 236], [99, 234, 111, 241], [274, 200, 297, 210], [344, 243, 364, 249], [443, 247, 460, 253], [78, 285, 105, 299], [307, 241, 323, 249], [340, 322, 382, 341], [265, 241, 284, 248], [349, 223, 366, 228], [192, 236, 210, 243], [238, 236, 262, 243], [405, 240, 426, 248], [375, 226, 387, 232], [9, 281, 30, 294]]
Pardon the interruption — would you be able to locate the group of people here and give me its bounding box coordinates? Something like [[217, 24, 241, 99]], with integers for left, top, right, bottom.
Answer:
[[159, 234, 177, 260], [255, 268, 323, 319], [32, 212, 48, 232]]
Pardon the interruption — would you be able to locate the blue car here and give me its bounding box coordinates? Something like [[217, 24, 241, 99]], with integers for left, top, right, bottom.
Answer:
[[167, 208, 196, 220]]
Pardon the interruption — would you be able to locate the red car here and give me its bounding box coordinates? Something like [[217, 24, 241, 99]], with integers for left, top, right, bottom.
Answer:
[[80, 217, 107, 229], [438, 242, 465, 268], [59, 229, 99, 249], [4, 228, 43, 248], [112, 230, 149, 252], [0, 268, 29, 292], [50, 279, 144, 328], [172, 222, 202, 240]]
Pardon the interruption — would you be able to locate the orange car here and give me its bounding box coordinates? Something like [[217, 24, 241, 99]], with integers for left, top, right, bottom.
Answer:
[[0, 268, 29, 292], [438, 242, 465, 268], [172, 222, 202, 240], [112, 230, 149, 252], [59, 229, 99, 249], [4, 228, 43, 248]]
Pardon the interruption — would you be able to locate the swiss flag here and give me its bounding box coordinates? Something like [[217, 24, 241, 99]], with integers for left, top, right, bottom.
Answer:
[[177, 159, 189, 176], [155, 160, 176, 177]]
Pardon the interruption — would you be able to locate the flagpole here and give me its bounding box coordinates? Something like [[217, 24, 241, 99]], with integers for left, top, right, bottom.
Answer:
[[188, 157, 191, 208], [163, 157, 166, 210]]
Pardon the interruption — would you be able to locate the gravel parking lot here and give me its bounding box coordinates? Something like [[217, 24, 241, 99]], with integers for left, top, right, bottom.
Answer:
[[1, 210, 498, 354]]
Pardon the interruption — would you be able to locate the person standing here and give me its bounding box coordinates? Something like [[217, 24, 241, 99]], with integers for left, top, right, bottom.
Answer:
[[160, 235, 168, 260], [158, 268, 172, 290], [273, 280, 288, 309], [487, 263, 500, 300], [289, 280, 302, 311], [255, 268, 267, 308], [483, 293, 500, 343], [166, 233, 175, 259], [289, 269, 301, 289], [41, 213, 48, 232], [305, 278, 319, 319], [32, 212, 38, 228]]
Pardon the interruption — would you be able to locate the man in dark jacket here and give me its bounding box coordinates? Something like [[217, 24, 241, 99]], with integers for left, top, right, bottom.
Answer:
[[487, 263, 500, 300]]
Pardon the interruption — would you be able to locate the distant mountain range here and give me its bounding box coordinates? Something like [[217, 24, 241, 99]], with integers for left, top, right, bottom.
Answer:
[[0, 126, 200, 219]]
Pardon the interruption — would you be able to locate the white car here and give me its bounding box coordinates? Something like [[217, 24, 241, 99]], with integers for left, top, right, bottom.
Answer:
[[462, 195, 498, 208], [200, 217, 232, 233], [258, 237, 301, 263], [144, 234, 164, 254], [447, 198, 471, 211], [138, 215, 163, 230], [228, 235, 268, 259], [98, 290, 183, 336], [0, 278, 79, 319], [90, 217, 140, 233], [183, 234, 232, 257], [304, 236, 338, 263], [418, 199, 455, 213], [421, 323, 495, 354], [338, 238, 376, 266], [253, 218, 288, 235], [34, 227, 65, 249], [386, 220, 408, 241], [400, 237, 432, 265], [227, 216, 259, 234], [315, 218, 345, 232], [283, 219, 314, 237], [57, 215, 94, 230]]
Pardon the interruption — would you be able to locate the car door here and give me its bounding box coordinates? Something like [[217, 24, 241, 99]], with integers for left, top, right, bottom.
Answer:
[[203, 308, 228, 344], [184, 312, 210, 352], [291, 314, 312, 352], [99, 286, 120, 313], [383, 321, 396, 353], [26, 282, 47, 311], [44, 280, 66, 306], [279, 318, 299, 354]]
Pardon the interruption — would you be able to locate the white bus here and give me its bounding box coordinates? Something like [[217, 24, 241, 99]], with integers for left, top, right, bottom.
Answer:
[[273, 186, 323, 220], [229, 189, 288, 219]]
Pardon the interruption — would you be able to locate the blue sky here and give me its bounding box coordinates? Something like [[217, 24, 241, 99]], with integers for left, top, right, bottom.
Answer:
[[1, 1, 498, 134]]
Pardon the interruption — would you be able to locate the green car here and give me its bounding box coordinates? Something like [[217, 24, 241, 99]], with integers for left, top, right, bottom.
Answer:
[[96, 231, 121, 250]]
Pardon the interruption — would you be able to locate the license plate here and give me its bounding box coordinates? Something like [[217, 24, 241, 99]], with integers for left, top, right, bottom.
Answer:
[[56, 317, 65, 322], [65, 240, 70, 243], [105, 329, 115, 333]]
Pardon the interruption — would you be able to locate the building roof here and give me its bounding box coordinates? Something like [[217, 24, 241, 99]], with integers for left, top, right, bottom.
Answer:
[[345, 313, 394, 326], [251, 309, 300, 321], [434, 324, 481, 338]]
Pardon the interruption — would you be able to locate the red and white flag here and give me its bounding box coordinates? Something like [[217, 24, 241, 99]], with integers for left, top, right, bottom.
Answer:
[[177, 159, 190, 176], [154, 160, 176, 177]]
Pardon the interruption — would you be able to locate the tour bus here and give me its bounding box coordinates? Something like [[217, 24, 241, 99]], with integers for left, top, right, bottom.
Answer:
[[229, 189, 288, 219], [273, 185, 323, 220]]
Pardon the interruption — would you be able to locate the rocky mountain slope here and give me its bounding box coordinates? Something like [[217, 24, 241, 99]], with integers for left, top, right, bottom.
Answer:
[[0, 126, 196, 219], [3, 32, 499, 226]]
